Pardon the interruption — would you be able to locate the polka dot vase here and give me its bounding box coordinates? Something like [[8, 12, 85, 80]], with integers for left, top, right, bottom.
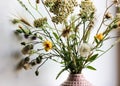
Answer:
[[60, 74, 93, 86]]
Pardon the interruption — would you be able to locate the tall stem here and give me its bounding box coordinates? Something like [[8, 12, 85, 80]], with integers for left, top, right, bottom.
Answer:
[[96, 3, 114, 34]]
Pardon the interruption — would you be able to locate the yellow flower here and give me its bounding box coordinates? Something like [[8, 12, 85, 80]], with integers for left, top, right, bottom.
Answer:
[[43, 40, 52, 51], [95, 33, 104, 40]]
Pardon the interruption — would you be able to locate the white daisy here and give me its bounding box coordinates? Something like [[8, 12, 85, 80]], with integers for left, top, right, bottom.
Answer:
[[80, 43, 92, 57]]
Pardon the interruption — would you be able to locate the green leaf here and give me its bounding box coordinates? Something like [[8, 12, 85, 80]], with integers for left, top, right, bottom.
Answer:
[[38, 36, 43, 40], [20, 28, 29, 34], [16, 29, 23, 33], [69, 34, 76, 39], [52, 59, 59, 63], [56, 68, 67, 79], [96, 49, 105, 52], [87, 66, 96, 70], [94, 37, 99, 44], [53, 32, 59, 40], [88, 54, 98, 62]]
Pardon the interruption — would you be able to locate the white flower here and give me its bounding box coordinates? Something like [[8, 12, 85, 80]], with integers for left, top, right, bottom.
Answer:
[[80, 43, 92, 57]]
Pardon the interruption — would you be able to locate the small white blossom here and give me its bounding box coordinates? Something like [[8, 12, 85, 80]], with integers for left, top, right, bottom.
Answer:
[[80, 43, 92, 57]]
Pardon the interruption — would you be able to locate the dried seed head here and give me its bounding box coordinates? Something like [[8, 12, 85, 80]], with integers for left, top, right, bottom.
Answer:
[[24, 57, 30, 63], [36, 0, 40, 4], [113, 0, 119, 6], [30, 60, 37, 66], [62, 27, 71, 37], [11, 19, 20, 24], [34, 17, 47, 28], [45, 0, 78, 24], [89, 21, 94, 28], [80, 0, 95, 20], [23, 63, 31, 70], [21, 45, 34, 55], [36, 57, 42, 64], [105, 12, 112, 19], [20, 18, 31, 26]]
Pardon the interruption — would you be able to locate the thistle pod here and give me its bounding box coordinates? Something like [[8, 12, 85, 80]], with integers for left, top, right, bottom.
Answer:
[[21, 44, 34, 55], [31, 33, 37, 40], [36, 57, 42, 64], [24, 34, 29, 39], [24, 57, 30, 63], [21, 48, 29, 55], [23, 63, 31, 70], [38, 55, 42, 59], [31, 36, 37, 40], [30, 60, 37, 66]]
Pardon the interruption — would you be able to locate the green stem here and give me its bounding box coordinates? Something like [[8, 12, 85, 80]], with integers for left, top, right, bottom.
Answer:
[[28, 0, 43, 17], [41, 0, 65, 50], [96, 3, 114, 34], [17, 0, 36, 19], [36, 58, 49, 71]]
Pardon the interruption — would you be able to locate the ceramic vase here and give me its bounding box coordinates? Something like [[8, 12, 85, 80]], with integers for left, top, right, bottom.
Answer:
[[60, 74, 93, 86]]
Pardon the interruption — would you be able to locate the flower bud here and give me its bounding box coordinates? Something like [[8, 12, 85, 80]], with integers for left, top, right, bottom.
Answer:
[[112, 24, 118, 29], [21, 45, 34, 55], [21, 42, 26, 45], [24, 57, 30, 63], [24, 34, 29, 39], [30, 60, 37, 66], [35, 70, 39, 76], [36, 0, 40, 4], [12, 19, 20, 24], [36, 57, 42, 64]]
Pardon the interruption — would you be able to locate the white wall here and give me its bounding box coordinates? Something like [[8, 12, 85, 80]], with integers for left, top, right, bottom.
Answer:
[[0, 0, 119, 86]]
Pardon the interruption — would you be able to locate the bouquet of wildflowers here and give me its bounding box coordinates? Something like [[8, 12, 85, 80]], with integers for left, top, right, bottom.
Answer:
[[12, 0, 120, 79]]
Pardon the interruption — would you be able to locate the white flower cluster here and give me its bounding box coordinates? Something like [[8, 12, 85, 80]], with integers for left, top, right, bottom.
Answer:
[[80, 43, 93, 57]]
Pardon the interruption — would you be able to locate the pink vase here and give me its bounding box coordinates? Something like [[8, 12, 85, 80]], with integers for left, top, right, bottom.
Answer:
[[60, 74, 93, 86]]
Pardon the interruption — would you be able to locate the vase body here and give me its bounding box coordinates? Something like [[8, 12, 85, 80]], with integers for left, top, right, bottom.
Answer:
[[60, 74, 93, 86]]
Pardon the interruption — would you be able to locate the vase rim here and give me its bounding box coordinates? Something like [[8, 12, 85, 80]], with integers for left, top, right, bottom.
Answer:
[[69, 73, 84, 77], [70, 73, 83, 75]]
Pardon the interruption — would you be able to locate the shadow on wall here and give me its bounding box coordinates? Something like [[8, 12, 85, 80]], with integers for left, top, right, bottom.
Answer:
[[11, 50, 23, 71], [117, 46, 120, 86]]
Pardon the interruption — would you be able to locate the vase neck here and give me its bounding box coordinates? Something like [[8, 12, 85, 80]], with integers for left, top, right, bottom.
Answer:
[[67, 74, 85, 81], [69, 74, 84, 77]]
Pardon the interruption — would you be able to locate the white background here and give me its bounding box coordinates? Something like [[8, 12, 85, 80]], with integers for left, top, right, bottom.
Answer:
[[0, 0, 119, 86]]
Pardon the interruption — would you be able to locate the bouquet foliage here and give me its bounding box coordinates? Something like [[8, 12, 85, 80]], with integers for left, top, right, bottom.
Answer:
[[12, 0, 120, 79]]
